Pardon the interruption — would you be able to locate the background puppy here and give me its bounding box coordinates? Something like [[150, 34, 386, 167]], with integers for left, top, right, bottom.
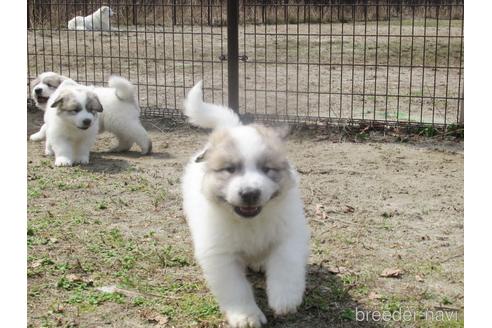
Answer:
[[30, 73, 152, 154], [96, 76, 152, 154], [182, 81, 310, 328], [30, 72, 72, 142], [68, 6, 113, 31], [44, 81, 102, 166], [31, 72, 70, 111]]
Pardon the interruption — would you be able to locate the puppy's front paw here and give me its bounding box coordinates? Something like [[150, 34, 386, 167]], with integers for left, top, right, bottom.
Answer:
[[226, 308, 267, 328], [30, 132, 44, 142], [55, 157, 73, 167], [269, 292, 303, 316]]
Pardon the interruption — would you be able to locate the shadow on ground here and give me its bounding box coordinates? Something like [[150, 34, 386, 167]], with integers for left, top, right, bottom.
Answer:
[[99, 150, 173, 160], [81, 153, 130, 173], [249, 264, 382, 327]]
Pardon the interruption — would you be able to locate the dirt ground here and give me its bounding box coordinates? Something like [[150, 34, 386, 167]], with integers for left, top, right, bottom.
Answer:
[[28, 20, 463, 125], [27, 110, 463, 328]]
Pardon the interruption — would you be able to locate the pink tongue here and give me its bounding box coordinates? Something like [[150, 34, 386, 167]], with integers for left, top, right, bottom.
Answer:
[[241, 207, 257, 213]]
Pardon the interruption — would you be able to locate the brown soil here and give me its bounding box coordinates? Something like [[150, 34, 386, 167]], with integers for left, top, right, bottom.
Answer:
[[27, 111, 463, 327]]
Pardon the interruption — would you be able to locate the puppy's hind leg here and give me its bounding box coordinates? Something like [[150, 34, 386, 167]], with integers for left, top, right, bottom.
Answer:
[[73, 140, 92, 165], [30, 123, 47, 142], [44, 139, 54, 156], [127, 122, 152, 155], [110, 135, 134, 153]]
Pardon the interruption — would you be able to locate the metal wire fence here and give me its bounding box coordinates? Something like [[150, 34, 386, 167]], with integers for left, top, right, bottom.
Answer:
[[27, 0, 464, 127]]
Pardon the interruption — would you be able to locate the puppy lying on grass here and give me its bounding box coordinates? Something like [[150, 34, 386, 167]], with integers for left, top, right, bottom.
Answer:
[[68, 6, 113, 31], [182, 81, 310, 327]]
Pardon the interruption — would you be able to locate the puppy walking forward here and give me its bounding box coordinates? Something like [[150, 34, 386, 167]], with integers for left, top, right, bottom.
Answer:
[[44, 81, 102, 166], [182, 82, 310, 327], [30, 74, 152, 155]]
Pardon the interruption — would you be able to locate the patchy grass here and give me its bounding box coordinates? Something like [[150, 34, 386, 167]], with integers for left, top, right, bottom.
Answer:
[[27, 114, 463, 327]]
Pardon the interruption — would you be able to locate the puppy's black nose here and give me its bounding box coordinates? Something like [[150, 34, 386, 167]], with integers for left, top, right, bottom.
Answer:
[[239, 188, 261, 205], [34, 88, 42, 95], [82, 119, 92, 126]]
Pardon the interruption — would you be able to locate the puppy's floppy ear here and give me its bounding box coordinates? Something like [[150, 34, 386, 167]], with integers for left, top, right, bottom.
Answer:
[[51, 90, 68, 109], [54, 75, 66, 87], [194, 148, 208, 163], [86, 92, 103, 113], [60, 79, 78, 88]]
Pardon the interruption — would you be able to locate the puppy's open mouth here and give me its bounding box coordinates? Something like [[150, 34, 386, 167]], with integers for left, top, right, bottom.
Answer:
[[36, 96, 49, 104], [234, 206, 262, 218], [78, 126, 90, 130]]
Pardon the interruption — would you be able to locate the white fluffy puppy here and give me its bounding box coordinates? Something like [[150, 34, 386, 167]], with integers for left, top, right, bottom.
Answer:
[[68, 6, 113, 31], [31, 72, 70, 111], [29, 73, 152, 154], [182, 81, 310, 328], [44, 80, 102, 166], [96, 76, 152, 154], [30, 72, 73, 142]]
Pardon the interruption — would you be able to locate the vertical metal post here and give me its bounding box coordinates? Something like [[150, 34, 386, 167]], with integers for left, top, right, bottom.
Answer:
[[227, 0, 239, 112], [27, 0, 31, 28], [132, 0, 137, 26], [459, 104, 464, 125], [172, 0, 177, 26], [262, 0, 266, 24]]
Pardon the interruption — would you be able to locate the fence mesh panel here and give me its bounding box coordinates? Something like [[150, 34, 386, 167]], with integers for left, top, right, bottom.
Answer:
[[27, 0, 464, 127]]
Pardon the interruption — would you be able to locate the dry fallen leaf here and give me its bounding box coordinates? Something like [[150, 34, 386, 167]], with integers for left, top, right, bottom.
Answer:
[[415, 274, 424, 282], [53, 305, 65, 313], [343, 205, 355, 213], [30, 260, 43, 269], [66, 274, 93, 286], [380, 268, 403, 278], [315, 204, 328, 220], [66, 274, 82, 282], [368, 291, 382, 300], [139, 309, 169, 326], [327, 266, 354, 275], [97, 285, 143, 298]]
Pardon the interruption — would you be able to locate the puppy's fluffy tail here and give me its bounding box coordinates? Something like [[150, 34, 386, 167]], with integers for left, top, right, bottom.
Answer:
[[184, 81, 241, 130], [108, 76, 136, 103]]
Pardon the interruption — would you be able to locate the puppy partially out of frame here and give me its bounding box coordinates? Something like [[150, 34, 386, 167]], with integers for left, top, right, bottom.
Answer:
[[30, 73, 152, 155], [30, 72, 72, 142], [68, 6, 113, 31], [31, 72, 70, 111], [182, 81, 310, 328], [44, 80, 102, 166]]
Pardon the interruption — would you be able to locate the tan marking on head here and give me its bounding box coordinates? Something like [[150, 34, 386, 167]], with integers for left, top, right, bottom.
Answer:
[[43, 75, 65, 88], [51, 89, 79, 112], [250, 124, 290, 171], [200, 129, 240, 168], [86, 92, 103, 113], [200, 129, 243, 201]]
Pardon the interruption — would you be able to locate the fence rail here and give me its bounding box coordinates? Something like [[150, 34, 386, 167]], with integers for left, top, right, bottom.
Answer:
[[27, 0, 464, 127]]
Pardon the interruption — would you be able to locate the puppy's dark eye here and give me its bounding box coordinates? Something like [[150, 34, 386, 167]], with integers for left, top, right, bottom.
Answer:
[[70, 107, 82, 114], [262, 166, 277, 174], [46, 83, 54, 88], [220, 166, 236, 174]]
